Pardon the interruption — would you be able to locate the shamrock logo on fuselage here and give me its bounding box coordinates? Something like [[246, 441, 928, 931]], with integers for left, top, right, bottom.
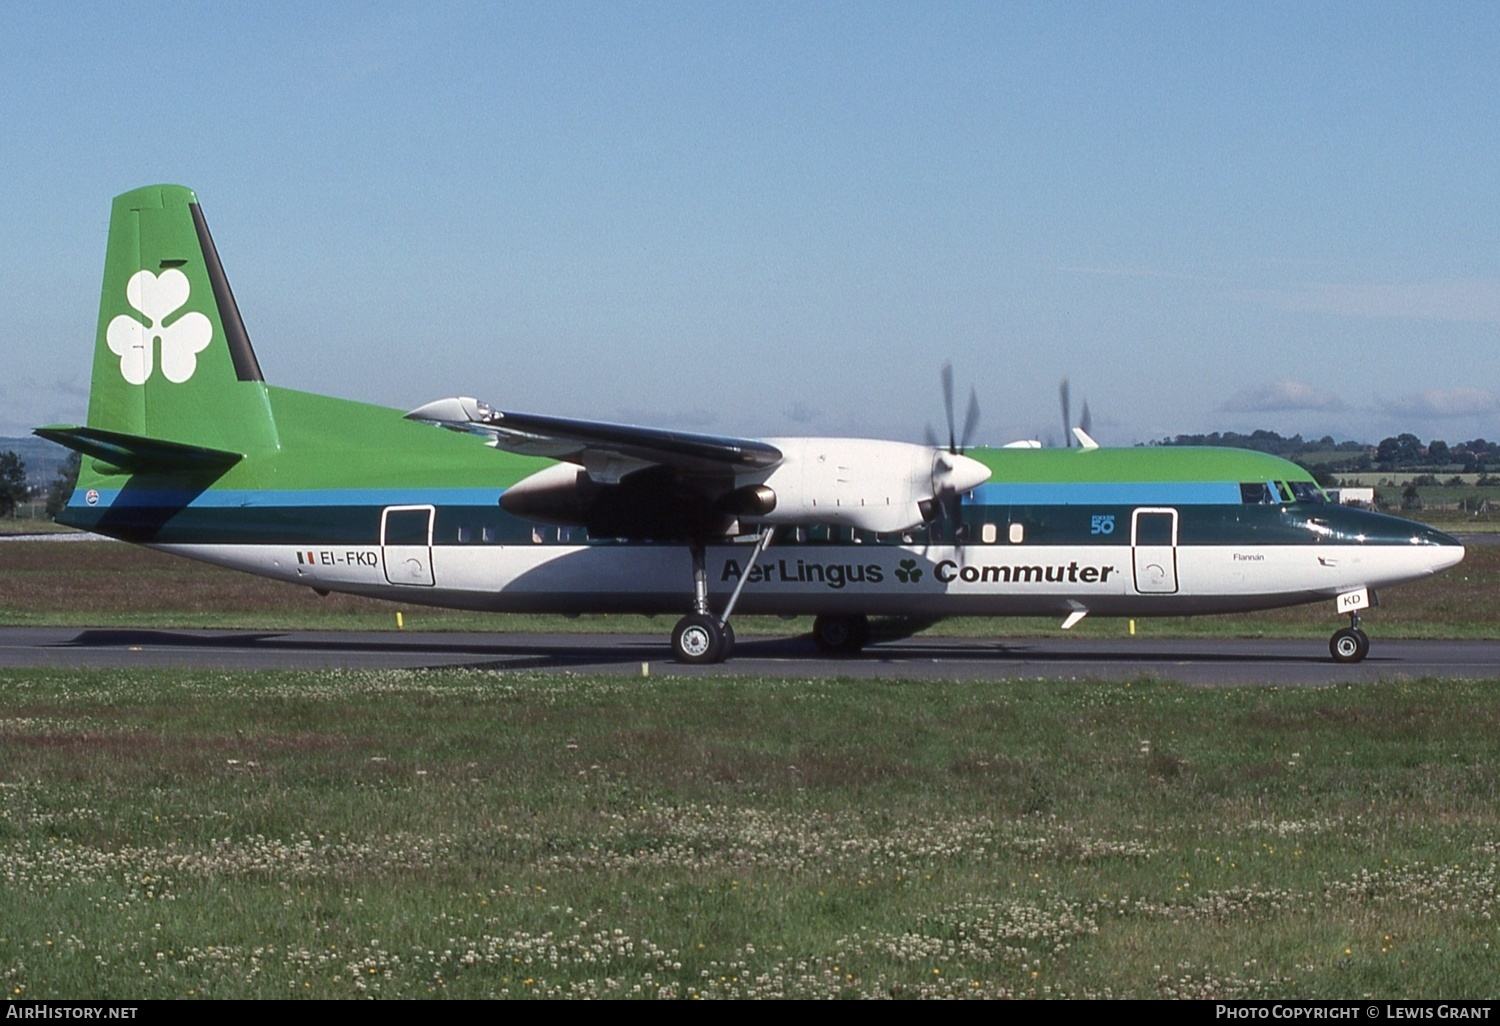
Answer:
[[106, 269, 213, 384], [895, 558, 922, 583]]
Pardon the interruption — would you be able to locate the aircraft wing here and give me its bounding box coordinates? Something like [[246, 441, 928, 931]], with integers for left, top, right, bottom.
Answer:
[[405, 396, 783, 483]]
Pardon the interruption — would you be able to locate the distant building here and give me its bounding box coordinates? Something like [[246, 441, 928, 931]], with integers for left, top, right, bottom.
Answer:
[[1328, 487, 1375, 508]]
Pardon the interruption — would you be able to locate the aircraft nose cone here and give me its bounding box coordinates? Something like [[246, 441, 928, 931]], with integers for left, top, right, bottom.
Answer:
[[933, 451, 991, 496], [1415, 524, 1464, 574]]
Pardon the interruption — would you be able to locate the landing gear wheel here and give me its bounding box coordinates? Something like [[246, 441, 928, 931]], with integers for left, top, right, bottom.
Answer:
[[1330, 627, 1370, 664], [719, 621, 736, 662], [673, 614, 725, 664], [812, 614, 871, 655]]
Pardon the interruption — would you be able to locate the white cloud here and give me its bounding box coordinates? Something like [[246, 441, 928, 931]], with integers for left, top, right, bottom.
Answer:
[[1381, 387, 1500, 419], [1221, 380, 1346, 413], [1251, 280, 1500, 324]]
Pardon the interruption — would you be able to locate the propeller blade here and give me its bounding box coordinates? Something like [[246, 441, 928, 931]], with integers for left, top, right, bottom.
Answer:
[[941, 361, 956, 453], [1059, 377, 1072, 448], [931, 450, 990, 548], [1079, 400, 1092, 437], [918, 363, 990, 549], [960, 387, 980, 452], [923, 422, 940, 448]]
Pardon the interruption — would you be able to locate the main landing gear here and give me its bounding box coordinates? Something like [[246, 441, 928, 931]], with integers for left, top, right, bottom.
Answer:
[[672, 613, 736, 664], [1329, 611, 1370, 664], [670, 528, 771, 664], [811, 614, 870, 655]]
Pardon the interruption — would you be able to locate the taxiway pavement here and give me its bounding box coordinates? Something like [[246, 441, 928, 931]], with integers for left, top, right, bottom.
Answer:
[[0, 627, 1495, 684]]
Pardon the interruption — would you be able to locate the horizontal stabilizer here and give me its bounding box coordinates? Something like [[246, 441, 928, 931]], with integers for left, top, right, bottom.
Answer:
[[35, 425, 243, 474]]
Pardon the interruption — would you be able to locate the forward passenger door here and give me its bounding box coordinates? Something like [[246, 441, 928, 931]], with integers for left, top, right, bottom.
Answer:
[[1131, 507, 1179, 594]]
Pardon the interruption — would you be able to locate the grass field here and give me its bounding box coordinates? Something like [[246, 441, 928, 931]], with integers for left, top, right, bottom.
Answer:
[[3, 537, 1496, 1000], [2, 669, 1499, 999], [0, 514, 73, 535], [1, 540, 1497, 640]]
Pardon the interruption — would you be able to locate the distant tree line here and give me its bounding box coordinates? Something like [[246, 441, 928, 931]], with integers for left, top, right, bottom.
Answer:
[[1149, 430, 1500, 477], [1371, 434, 1500, 474], [1147, 430, 1364, 458], [0, 451, 25, 517], [0, 449, 80, 518]]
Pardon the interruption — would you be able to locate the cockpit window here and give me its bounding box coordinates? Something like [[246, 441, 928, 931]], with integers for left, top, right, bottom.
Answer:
[[1242, 481, 1325, 504], [1290, 481, 1327, 504]]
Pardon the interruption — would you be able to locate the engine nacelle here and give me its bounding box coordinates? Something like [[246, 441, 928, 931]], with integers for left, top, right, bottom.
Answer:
[[500, 461, 593, 525], [502, 462, 733, 539], [744, 438, 989, 534]]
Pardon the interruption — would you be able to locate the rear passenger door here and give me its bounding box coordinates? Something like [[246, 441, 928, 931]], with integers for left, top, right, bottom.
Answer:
[[381, 505, 435, 586]]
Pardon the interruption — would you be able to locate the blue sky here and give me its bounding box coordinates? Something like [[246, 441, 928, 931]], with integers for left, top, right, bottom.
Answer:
[[3, 2, 1498, 448]]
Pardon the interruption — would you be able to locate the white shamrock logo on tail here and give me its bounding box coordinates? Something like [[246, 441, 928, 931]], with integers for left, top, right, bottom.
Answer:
[[106, 269, 213, 384]]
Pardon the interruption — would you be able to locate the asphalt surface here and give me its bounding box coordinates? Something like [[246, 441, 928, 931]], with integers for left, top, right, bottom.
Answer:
[[1, 627, 1496, 684]]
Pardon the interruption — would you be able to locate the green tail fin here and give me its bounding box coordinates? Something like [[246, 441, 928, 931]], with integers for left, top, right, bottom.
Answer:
[[83, 185, 279, 457]]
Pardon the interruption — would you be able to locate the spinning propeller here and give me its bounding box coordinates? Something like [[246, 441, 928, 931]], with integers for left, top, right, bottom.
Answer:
[[1059, 377, 1098, 450], [924, 361, 983, 542]]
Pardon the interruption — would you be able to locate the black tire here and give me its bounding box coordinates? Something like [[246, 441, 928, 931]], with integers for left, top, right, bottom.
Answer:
[[812, 614, 871, 655], [719, 621, 736, 662], [672, 614, 724, 664], [1330, 627, 1369, 664]]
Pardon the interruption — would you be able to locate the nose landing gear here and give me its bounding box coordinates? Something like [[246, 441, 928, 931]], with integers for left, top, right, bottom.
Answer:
[[1329, 611, 1370, 664]]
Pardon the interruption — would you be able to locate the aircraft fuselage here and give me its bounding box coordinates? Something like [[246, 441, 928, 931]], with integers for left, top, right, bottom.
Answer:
[[69, 452, 1462, 621]]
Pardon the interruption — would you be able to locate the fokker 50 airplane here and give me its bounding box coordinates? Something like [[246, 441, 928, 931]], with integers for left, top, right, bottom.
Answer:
[[39, 185, 1464, 664]]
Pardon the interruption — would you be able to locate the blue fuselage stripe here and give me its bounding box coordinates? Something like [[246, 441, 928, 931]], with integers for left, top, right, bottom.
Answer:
[[972, 481, 1240, 505]]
